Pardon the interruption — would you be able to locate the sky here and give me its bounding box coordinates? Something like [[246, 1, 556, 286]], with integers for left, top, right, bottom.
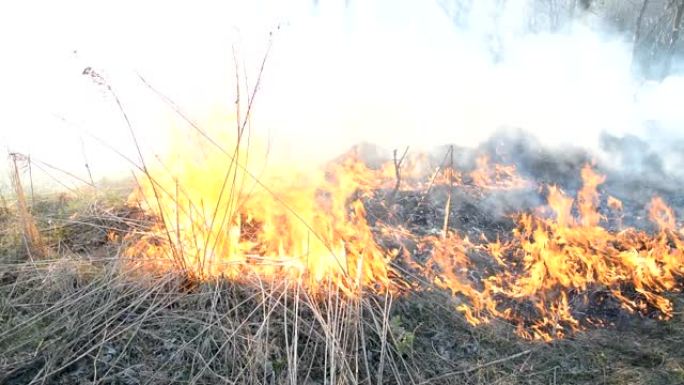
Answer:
[[1, 0, 683, 191]]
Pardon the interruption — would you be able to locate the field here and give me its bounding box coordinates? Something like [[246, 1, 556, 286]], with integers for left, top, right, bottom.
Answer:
[[2, 146, 684, 385], [4, 0, 684, 383]]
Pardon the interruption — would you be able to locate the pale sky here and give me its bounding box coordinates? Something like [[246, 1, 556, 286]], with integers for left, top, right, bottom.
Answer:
[[1, 0, 682, 191]]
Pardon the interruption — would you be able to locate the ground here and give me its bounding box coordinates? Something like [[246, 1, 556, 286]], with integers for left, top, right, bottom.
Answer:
[[1, 176, 684, 385]]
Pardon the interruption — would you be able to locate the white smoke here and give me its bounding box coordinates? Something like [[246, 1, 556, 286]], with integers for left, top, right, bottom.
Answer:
[[0, 0, 682, 190]]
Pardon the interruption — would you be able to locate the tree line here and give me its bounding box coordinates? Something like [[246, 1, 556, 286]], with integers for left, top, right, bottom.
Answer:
[[440, 0, 684, 79]]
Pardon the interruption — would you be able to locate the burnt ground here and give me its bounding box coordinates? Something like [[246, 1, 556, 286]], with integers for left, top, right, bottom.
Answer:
[[2, 134, 684, 385]]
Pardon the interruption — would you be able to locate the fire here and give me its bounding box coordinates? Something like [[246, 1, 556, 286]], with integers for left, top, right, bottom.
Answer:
[[127, 135, 684, 341], [418, 164, 684, 341], [649, 196, 676, 231], [127, 135, 397, 294], [469, 155, 530, 190], [607, 195, 623, 211]]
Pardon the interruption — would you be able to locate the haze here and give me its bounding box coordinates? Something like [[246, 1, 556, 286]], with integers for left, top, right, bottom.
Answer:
[[1, 0, 682, 192]]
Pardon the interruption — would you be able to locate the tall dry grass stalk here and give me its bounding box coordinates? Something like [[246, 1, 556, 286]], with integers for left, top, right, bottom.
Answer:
[[9, 153, 46, 259]]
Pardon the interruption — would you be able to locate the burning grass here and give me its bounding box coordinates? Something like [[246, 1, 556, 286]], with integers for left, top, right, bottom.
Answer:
[[2, 143, 684, 384], [126, 138, 684, 342]]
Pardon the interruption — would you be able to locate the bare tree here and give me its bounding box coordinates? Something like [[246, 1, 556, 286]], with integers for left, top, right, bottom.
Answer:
[[662, 0, 684, 77], [632, 0, 651, 67]]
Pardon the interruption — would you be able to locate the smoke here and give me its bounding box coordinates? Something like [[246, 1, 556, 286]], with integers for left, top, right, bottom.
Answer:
[[243, 0, 684, 177], [1, 0, 683, 190]]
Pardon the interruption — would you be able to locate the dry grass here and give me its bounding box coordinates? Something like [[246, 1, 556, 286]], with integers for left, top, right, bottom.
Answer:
[[0, 190, 683, 385]]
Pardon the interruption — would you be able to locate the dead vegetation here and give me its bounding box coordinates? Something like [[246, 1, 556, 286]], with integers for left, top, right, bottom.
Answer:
[[1, 182, 683, 385], [3, 62, 683, 383]]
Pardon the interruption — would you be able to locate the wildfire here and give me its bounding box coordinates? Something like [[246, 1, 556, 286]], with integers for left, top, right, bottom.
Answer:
[[418, 164, 684, 340], [128, 147, 397, 295], [127, 138, 684, 341], [469, 155, 530, 190]]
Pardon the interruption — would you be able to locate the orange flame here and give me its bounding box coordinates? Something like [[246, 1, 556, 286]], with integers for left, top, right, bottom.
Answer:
[[649, 196, 676, 231], [127, 138, 397, 295], [418, 164, 684, 340], [470, 155, 530, 190], [127, 133, 684, 341]]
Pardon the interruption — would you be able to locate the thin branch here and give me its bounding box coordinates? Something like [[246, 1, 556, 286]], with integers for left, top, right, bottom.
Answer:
[[419, 349, 533, 384], [387, 146, 410, 208]]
